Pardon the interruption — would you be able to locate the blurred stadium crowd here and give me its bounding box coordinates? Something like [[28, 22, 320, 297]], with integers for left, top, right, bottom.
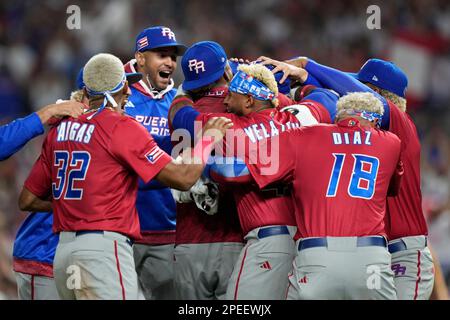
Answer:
[[0, 0, 449, 299]]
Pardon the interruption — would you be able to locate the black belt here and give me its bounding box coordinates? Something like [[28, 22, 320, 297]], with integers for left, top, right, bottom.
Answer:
[[75, 230, 133, 247], [257, 226, 290, 239], [260, 185, 291, 198], [298, 236, 387, 251]]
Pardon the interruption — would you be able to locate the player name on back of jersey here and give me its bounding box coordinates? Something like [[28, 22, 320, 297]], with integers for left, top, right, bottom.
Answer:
[[332, 131, 372, 145], [56, 121, 95, 143], [243, 120, 300, 143]]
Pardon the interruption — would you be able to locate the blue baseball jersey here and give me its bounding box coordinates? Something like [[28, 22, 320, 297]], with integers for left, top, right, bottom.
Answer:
[[0, 112, 44, 160], [13, 212, 58, 277], [125, 84, 176, 244]]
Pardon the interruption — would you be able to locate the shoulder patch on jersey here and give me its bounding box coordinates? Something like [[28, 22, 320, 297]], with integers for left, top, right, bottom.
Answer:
[[145, 146, 164, 164]]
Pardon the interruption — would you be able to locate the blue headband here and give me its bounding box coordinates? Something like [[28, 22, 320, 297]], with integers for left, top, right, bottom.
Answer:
[[85, 74, 126, 120], [228, 70, 276, 101], [346, 109, 383, 128]]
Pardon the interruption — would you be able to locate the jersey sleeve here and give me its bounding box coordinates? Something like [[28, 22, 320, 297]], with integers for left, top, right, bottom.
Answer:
[[388, 159, 404, 197], [0, 113, 44, 161], [303, 73, 322, 87], [110, 118, 172, 184], [306, 60, 371, 96], [24, 134, 53, 198], [277, 93, 296, 109], [305, 59, 391, 128], [301, 88, 338, 122], [281, 89, 335, 126], [171, 105, 200, 137], [246, 131, 297, 189], [205, 156, 253, 184]]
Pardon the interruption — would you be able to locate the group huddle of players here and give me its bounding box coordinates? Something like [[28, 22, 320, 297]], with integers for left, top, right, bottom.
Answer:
[[7, 25, 442, 300]]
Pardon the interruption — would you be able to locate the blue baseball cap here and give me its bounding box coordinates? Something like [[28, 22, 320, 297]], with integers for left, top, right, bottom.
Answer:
[[135, 26, 187, 55], [349, 58, 408, 98], [181, 41, 228, 91], [76, 68, 142, 90]]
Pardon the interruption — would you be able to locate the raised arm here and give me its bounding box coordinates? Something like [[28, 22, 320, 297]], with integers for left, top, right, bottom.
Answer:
[[155, 117, 233, 191], [0, 101, 84, 161], [259, 56, 391, 128], [0, 113, 44, 161], [305, 59, 375, 96]]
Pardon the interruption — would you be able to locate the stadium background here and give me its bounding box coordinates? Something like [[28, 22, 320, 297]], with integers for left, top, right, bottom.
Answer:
[[0, 0, 449, 299]]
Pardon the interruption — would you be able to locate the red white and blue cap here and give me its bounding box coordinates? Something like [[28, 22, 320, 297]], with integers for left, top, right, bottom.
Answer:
[[349, 58, 408, 98], [229, 70, 276, 101], [135, 26, 187, 55]]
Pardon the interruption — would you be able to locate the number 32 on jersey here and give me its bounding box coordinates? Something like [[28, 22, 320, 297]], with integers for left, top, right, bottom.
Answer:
[[326, 153, 379, 199], [52, 151, 91, 200]]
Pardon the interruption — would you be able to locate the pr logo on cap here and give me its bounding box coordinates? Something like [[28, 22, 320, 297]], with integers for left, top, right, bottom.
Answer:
[[188, 59, 206, 74], [134, 26, 187, 55], [372, 75, 378, 82], [161, 27, 176, 41]]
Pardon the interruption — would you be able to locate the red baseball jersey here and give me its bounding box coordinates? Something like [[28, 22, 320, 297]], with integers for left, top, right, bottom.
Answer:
[[195, 105, 307, 234], [24, 109, 172, 240], [175, 87, 243, 244], [277, 92, 296, 109], [385, 100, 428, 240], [247, 118, 403, 239]]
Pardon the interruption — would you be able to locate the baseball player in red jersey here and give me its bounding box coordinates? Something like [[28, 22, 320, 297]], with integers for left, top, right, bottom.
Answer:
[[170, 60, 337, 299], [281, 57, 437, 299], [243, 92, 403, 299], [352, 61, 434, 300], [169, 41, 244, 300], [18, 53, 232, 300]]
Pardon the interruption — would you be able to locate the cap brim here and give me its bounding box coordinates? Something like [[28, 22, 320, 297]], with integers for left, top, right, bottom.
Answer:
[[182, 68, 224, 91], [126, 72, 142, 84], [138, 44, 188, 56]]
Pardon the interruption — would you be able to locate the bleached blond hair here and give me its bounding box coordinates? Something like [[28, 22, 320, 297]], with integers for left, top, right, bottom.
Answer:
[[238, 64, 279, 107], [70, 89, 84, 102], [83, 53, 125, 95], [337, 92, 384, 118], [379, 88, 407, 112]]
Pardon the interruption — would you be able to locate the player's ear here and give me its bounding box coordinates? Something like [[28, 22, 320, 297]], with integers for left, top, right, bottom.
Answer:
[[122, 82, 130, 95], [246, 95, 253, 109], [83, 87, 89, 99], [135, 51, 145, 68]]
